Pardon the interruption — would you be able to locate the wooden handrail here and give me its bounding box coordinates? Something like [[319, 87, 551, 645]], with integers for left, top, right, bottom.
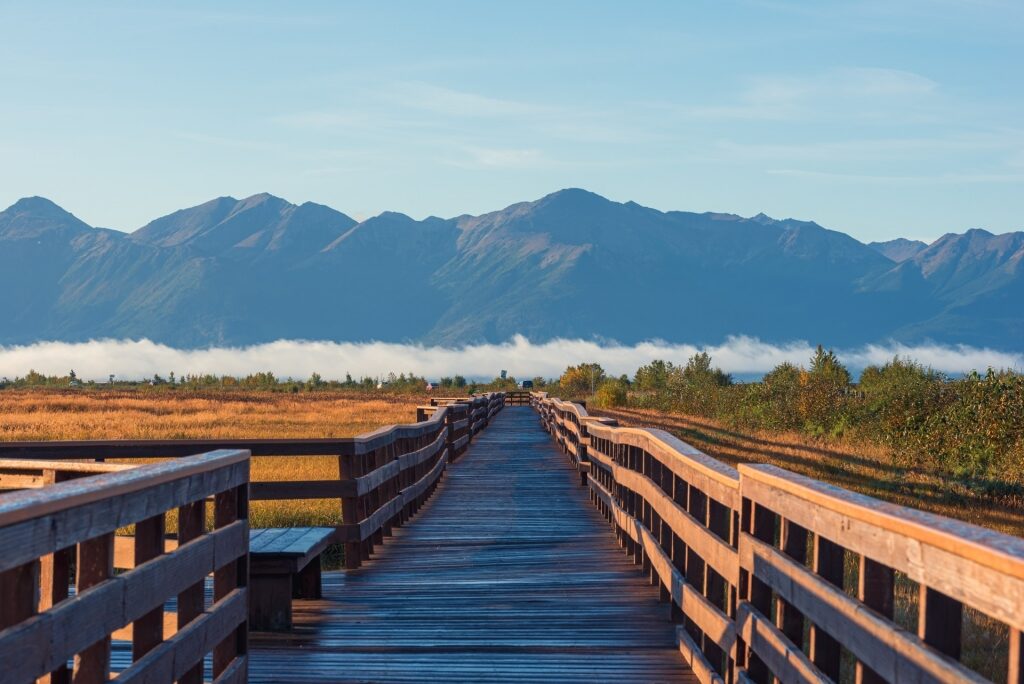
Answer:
[[532, 392, 1024, 684], [0, 449, 250, 683], [0, 392, 507, 573]]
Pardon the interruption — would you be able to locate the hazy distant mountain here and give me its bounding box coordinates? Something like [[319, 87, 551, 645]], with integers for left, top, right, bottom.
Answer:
[[869, 238, 928, 262], [0, 190, 1020, 350]]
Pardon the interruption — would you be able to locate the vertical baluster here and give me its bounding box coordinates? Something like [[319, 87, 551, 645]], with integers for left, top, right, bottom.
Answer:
[[811, 535, 844, 681], [213, 486, 241, 678], [178, 499, 206, 684], [1009, 629, 1024, 684], [777, 520, 807, 648], [703, 498, 732, 675], [856, 556, 894, 684], [74, 533, 114, 683], [743, 499, 775, 684], [39, 545, 72, 684], [132, 514, 166, 660], [340, 452, 360, 569], [919, 586, 963, 661]]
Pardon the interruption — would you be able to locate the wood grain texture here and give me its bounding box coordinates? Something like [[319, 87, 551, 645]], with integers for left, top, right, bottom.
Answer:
[[244, 407, 697, 683]]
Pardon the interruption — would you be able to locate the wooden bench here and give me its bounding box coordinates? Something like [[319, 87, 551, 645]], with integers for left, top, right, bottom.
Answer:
[[249, 526, 337, 631]]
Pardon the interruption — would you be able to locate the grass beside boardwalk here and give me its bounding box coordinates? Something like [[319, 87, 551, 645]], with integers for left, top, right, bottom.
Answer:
[[0, 388, 423, 528], [592, 405, 1020, 682], [592, 405, 1024, 537]]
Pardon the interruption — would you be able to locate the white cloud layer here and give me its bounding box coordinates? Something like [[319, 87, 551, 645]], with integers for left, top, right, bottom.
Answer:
[[0, 336, 1020, 383]]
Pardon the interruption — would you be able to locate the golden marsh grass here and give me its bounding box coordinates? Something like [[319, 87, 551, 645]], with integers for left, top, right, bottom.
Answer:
[[0, 389, 423, 527]]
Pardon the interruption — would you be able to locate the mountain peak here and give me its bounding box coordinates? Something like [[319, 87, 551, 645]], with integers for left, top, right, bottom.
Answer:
[[868, 237, 928, 263], [8, 195, 64, 212], [238, 192, 287, 207], [749, 212, 777, 225], [537, 188, 613, 209], [0, 196, 92, 239]]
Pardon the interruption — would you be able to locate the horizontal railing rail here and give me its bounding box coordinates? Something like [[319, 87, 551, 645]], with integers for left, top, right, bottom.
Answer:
[[504, 391, 532, 406], [0, 392, 505, 570], [0, 449, 250, 683], [532, 391, 1024, 684]]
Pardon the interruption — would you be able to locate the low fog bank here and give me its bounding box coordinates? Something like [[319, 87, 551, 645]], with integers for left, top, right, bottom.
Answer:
[[0, 335, 1020, 383]]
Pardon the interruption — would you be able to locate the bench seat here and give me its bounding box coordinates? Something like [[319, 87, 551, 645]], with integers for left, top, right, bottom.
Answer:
[[249, 526, 336, 631]]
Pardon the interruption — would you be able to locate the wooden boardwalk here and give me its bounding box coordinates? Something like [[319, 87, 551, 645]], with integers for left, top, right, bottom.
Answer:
[[5, 391, 1024, 683], [249, 406, 695, 682]]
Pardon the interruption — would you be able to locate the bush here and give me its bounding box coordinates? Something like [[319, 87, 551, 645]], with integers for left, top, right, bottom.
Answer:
[[798, 346, 851, 437], [559, 363, 605, 399], [593, 379, 628, 408]]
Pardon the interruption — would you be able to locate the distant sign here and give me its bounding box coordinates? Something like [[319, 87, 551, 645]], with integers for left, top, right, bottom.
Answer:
[[500, 370, 507, 379]]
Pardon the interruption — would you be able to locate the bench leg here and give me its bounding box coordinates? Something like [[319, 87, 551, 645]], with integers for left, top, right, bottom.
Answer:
[[293, 558, 321, 600], [249, 573, 292, 631]]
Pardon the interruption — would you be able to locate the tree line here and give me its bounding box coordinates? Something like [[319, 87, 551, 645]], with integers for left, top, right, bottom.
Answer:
[[558, 348, 1024, 488]]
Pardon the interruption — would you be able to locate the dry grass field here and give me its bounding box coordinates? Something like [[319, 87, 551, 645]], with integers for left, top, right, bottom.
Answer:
[[0, 389, 423, 527]]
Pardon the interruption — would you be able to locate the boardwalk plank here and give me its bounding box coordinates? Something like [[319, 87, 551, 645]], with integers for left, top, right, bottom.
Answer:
[[247, 407, 696, 683]]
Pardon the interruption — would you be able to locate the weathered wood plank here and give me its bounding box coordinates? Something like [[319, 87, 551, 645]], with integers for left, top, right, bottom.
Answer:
[[116, 589, 247, 684], [737, 602, 830, 684], [0, 452, 249, 573], [245, 407, 695, 683], [740, 533, 987, 684], [739, 464, 1024, 632], [0, 521, 247, 683]]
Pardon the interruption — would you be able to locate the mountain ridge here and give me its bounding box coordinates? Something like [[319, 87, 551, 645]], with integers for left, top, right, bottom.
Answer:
[[0, 190, 1020, 350]]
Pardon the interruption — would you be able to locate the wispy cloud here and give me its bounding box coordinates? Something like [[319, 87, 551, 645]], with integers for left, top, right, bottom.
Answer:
[[0, 336, 1018, 383], [681, 67, 939, 122], [766, 168, 1024, 184], [714, 133, 1017, 163]]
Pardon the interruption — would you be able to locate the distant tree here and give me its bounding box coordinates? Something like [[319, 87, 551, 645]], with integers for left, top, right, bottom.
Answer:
[[799, 346, 852, 437], [559, 363, 606, 397], [634, 360, 674, 391], [680, 352, 732, 387], [593, 378, 628, 408]]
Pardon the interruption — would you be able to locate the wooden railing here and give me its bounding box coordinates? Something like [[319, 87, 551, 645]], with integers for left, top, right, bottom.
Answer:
[[0, 393, 506, 571], [0, 449, 250, 683], [504, 391, 532, 406], [532, 392, 1024, 684]]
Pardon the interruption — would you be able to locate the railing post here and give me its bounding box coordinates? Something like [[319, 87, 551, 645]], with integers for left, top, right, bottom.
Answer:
[[1010, 629, 1024, 684], [75, 533, 114, 683], [444, 408, 456, 463], [339, 454, 361, 569], [810, 535, 844, 681], [178, 499, 206, 684], [856, 556, 894, 684]]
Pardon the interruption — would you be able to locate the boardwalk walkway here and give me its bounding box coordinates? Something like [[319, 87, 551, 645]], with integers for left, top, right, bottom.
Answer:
[[249, 406, 695, 682]]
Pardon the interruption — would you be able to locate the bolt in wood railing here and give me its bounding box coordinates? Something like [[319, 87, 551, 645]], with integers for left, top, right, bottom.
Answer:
[[0, 449, 250, 683], [532, 392, 1024, 684]]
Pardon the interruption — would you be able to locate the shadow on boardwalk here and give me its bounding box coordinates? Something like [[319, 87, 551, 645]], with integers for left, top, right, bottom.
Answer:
[[250, 407, 695, 683]]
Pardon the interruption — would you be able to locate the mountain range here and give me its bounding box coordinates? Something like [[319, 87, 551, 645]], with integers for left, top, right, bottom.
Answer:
[[0, 189, 1021, 351]]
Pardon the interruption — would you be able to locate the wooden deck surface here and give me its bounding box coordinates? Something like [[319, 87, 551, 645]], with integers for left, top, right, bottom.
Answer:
[[249, 406, 695, 682]]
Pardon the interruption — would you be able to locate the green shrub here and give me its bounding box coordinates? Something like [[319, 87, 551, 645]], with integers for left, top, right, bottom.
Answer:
[[555, 352, 1022, 488], [593, 379, 629, 408]]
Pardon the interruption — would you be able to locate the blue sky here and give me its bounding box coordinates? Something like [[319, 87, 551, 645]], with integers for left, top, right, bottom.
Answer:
[[1, 1, 1021, 242]]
